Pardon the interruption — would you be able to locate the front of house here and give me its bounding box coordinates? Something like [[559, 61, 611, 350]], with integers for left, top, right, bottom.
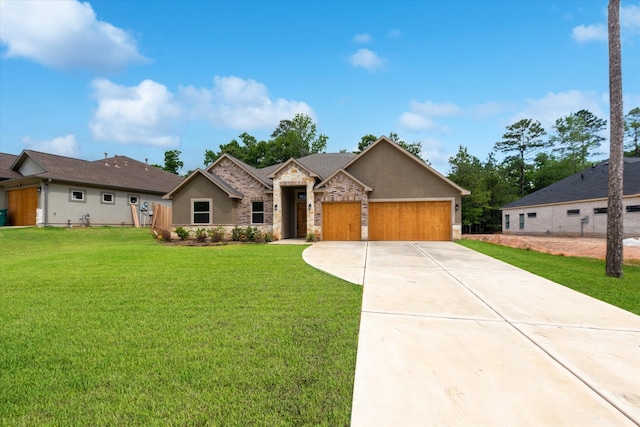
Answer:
[[165, 136, 470, 241]]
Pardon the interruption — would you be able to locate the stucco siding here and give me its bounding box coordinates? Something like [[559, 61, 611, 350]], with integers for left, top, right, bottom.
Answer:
[[502, 196, 640, 237], [171, 174, 236, 225]]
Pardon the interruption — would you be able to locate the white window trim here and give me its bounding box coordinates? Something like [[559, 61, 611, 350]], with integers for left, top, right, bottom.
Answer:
[[191, 198, 213, 225], [101, 192, 115, 205], [70, 189, 86, 203]]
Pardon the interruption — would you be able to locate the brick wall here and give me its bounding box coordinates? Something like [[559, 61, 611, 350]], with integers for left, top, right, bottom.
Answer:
[[318, 171, 369, 227]]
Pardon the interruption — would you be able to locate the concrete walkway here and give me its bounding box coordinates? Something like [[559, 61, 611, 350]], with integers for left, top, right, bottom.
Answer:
[[302, 241, 640, 426]]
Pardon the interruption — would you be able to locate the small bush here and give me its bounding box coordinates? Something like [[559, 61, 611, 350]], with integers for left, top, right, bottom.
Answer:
[[207, 226, 226, 242], [306, 232, 317, 242], [231, 226, 246, 242], [175, 226, 190, 241], [194, 227, 208, 242]]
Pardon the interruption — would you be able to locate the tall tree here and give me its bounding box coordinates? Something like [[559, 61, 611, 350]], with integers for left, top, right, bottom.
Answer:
[[606, 0, 624, 278], [270, 113, 328, 159], [494, 119, 547, 196], [162, 150, 183, 174], [448, 146, 489, 233], [624, 107, 640, 156], [549, 109, 607, 172], [354, 134, 378, 153]]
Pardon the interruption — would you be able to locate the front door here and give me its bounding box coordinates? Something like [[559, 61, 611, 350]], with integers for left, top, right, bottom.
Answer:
[[296, 202, 307, 237]]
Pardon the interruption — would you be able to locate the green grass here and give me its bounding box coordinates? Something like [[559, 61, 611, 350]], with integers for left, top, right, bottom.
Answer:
[[0, 227, 362, 426], [458, 239, 640, 316]]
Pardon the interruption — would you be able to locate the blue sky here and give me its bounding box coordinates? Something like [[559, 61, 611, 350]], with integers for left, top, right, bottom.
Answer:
[[1, 0, 639, 175]]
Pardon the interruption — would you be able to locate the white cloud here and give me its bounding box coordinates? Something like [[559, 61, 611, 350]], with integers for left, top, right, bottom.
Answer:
[[572, 24, 607, 42], [621, 4, 640, 32], [387, 29, 401, 39], [22, 134, 80, 157], [179, 75, 314, 130], [398, 100, 461, 131], [0, 0, 147, 72], [89, 79, 182, 147], [349, 48, 384, 71], [514, 90, 606, 130], [353, 33, 372, 43]]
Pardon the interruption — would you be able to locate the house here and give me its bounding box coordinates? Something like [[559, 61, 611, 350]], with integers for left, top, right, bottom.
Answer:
[[164, 136, 470, 241], [0, 150, 183, 227], [501, 158, 640, 237]]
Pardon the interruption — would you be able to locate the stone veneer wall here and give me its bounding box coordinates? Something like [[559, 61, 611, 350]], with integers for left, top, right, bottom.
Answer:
[[272, 163, 316, 240], [211, 158, 273, 228], [316, 171, 369, 239]]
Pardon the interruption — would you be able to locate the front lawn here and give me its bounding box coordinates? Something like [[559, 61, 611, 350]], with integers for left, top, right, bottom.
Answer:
[[458, 239, 640, 316], [0, 227, 362, 426]]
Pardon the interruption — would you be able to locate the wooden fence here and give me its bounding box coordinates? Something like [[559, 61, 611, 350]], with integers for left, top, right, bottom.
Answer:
[[150, 203, 172, 240]]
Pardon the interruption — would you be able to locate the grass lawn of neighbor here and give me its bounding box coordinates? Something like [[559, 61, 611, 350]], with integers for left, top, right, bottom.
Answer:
[[0, 227, 362, 426], [458, 238, 640, 316]]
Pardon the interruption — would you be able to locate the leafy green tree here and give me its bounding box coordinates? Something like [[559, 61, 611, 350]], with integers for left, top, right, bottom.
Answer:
[[162, 150, 183, 174], [530, 152, 576, 191], [549, 109, 607, 172], [354, 134, 378, 153], [493, 119, 547, 196], [448, 146, 489, 233], [270, 113, 328, 159], [624, 107, 640, 156]]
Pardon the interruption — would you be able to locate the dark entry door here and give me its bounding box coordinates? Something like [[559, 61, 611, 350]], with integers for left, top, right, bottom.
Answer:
[[296, 203, 307, 237]]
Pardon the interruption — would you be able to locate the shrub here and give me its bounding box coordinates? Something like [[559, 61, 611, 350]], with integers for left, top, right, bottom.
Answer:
[[245, 226, 258, 242], [306, 232, 318, 242], [175, 226, 190, 241], [231, 226, 246, 242], [194, 227, 207, 242], [207, 226, 226, 242]]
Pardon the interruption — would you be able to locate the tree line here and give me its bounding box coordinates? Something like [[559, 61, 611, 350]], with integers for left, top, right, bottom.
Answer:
[[155, 107, 639, 235], [449, 107, 639, 233]]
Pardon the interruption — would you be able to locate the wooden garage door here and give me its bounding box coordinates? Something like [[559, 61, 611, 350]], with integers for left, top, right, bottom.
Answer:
[[322, 202, 361, 241], [369, 201, 451, 241], [8, 187, 38, 226]]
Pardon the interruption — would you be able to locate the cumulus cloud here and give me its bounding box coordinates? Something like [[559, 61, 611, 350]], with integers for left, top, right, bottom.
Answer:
[[572, 24, 607, 42], [0, 0, 147, 72], [349, 48, 384, 71], [22, 134, 80, 157], [89, 79, 182, 147], [572, 5, 640, 43], [353, 33, 372, 43], [398, 100, 462, 131], [513, 90, 606, 129], [179, 75, 314, 130]]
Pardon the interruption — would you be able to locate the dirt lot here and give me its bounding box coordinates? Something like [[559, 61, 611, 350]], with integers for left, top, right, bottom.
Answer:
[[463, 234, 640, 265]]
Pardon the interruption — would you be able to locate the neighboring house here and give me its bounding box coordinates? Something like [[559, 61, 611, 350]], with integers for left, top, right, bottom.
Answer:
[[501, 158, 640, 238], [165, 136, 470, 241], [0, 150, 183, 227]]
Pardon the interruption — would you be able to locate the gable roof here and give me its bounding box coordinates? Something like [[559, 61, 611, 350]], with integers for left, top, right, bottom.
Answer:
[[2, 150, 183, 194], [342, 136, 471, 195], [164, 169, 243, 199], [207, 153, 274, 188], [503, 157, 640, 209], [315, 169, 373, 192]]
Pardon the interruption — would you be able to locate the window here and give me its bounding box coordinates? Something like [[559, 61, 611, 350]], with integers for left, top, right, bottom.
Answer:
[[192, 199, 211, 224], [567, 209, 580, 216], [70, 189, 85, 202], [527, 212, 537, 218], [594, 207, 608, 214], [505, 214, 510, 230], [252, 201, 264, 224], [101, 192, 115, 204], [519, 213, 525, 230], [626, 205, 640, 213], [128, 195, 139, 205]]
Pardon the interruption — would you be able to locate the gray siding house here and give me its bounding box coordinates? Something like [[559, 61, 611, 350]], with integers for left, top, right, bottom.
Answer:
[[165, 136, 470, 241], [501, 158, 640, 237], [0, 150, 183, 227]]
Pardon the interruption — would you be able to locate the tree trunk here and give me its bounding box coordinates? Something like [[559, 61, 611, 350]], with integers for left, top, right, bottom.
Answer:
[[606, 0, 624, 278]]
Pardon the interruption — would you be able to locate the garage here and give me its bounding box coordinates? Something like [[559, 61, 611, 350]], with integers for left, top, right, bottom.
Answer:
[[369, 201, 451, 241], [322, 202, 361, 241], [7, 187, 38, 226]]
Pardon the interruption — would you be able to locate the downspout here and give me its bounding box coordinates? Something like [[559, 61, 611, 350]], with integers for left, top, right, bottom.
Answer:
[[44, 178, 51, 227]]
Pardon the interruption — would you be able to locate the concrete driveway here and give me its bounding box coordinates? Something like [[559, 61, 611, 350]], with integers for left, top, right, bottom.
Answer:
[[302, 241, 640, 426]]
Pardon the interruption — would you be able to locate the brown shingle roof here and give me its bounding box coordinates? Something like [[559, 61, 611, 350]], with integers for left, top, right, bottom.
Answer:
[[7, 150, 183, 194], [0, 153, 21, 180]]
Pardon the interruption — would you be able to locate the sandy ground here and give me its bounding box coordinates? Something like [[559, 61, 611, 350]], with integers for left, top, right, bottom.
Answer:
[[463, 234, 640, 264]]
